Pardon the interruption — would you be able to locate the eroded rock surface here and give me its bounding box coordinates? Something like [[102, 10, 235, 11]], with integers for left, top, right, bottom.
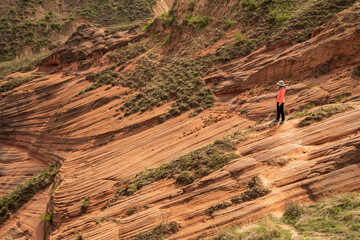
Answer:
[[0, 145, 46, 197], [0, 2, 360, 240], [39, 24, 142, 69]]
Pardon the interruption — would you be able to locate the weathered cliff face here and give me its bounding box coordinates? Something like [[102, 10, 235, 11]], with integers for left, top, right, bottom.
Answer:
[[206, 27, 360, 95], [39, 24, 146, 69], [0, 1, 360, 240], [206, 12, 360, 96]]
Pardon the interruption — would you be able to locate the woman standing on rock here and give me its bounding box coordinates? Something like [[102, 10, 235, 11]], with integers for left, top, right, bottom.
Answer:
[[273, 80, 286, 124]]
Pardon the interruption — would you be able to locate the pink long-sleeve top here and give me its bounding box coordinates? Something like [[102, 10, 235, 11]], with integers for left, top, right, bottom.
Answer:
[[277, 88, 286, 104]]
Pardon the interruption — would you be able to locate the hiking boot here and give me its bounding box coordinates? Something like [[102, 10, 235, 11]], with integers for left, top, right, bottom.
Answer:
[[280, 121, 284, 124], [273, 119, 279, 123]]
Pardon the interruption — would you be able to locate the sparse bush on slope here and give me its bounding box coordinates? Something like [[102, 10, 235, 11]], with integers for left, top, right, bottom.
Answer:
[[210, 0, 357, 44], [353, 65, 360, 77], [0, 51, 53, 79], [79, 48, 216, 121], [213, 216, 292, 240], [0, 75, 38, 93], [0, 164, 58, 226], [78, 32, 260, 122], [122, 221, 181, 240], [283, 193, 360, 239], [0, 0, 155, 62], [206, 175, 271, 216], [297, 104, 353, 127], [212, 193, 360, 240], [106, 139, 238, 206]]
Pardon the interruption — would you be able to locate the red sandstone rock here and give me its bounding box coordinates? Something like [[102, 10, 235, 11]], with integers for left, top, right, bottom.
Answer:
[[0, 2, 360, 240]]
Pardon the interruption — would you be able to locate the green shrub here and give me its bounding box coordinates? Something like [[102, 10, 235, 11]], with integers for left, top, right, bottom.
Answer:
[[226, 19, 233, 29], [288, 111, 307, 120], [125, 206, 141, 216], [188, 0, 195, 11], [307, 84, 316, 89], [241, 0, 259, 11], [76, 233, 83, 240], [50, 22, 61, 30], [203, 192, 360, 239], [57, 122, 66, 129], [128, 221, 180, 240], [235, 31, 244, 42], [77, 69, 119, 96], [49, 43, 60, 50], [207, 176, 271, 215], [144, 19, 154, 30], [284, 0, 357, 43], [304, 103, 315, 110], [196, 233, 207, 240], [269, 8, 290, 26], [110, 42, 147, 68], [352, 65, 360, 77], [78, 0, 155, 26], [176, 171, 195, 185], [40, 21, 47, 28], [283, 203, 304, 225], [81, 197, 89, 213], [39, 212, 52, 222], [186, 15, 211, 28], [335, 94, 343, 103], [205, 202, 231, 216], [167, 14, 176, 25]]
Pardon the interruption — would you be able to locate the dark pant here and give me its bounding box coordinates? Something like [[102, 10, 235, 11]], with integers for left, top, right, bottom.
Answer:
[[277, 102, 285, 121]]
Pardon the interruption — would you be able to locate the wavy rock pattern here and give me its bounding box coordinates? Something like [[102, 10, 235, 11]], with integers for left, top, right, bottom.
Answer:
[[0, 145, 46, 197], [0, 2, 360, 240]]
